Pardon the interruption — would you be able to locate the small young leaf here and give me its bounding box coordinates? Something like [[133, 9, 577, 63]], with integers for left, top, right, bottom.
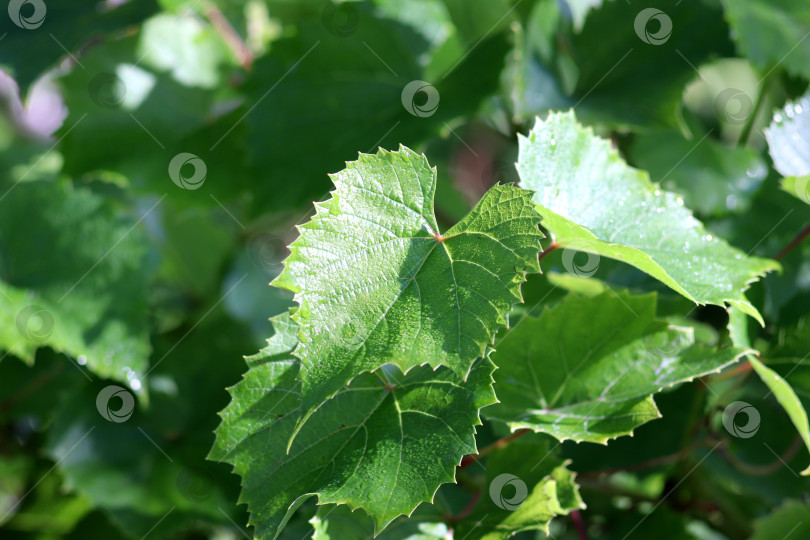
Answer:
[[273, 146, 542, 423], [517, 111, 778, 324], [746, 316, 810, 475], [210, 313, 497, 538], [484, 291, 748, 443], [453, 439, 583, 539]]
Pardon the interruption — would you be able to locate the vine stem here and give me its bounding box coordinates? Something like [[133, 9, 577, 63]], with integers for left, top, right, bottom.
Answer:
[[459, 429, 531, 469], [204, 2, 253, 70], [445, 491, 481, 524], [737, 73, 772, 147], [581, 437, 715, 478], [711, 360, 753, 381], [719, 434, 803, 475], [571, 510, 589, 540], [775, 223, 810, 260], [538, 241, 559, 264]]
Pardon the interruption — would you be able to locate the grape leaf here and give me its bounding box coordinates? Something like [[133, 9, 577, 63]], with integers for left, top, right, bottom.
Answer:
[[484, 291, 747, 443], [765, 92, 810, 205], [454, 439, 583, 540], [721, 0, 810, 80], [273, 146, 542, 423], [210, 312, 498, 538], [517, 111, 779, 324], [0, 179, 152, 388]]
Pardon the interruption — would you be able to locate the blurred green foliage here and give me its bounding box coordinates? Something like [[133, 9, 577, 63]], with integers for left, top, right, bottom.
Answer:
[[0, 0, 809, 538]]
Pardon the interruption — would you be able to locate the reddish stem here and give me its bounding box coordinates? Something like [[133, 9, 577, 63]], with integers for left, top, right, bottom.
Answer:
[[711, 361, 753, 381], [459, 429, 531, 469], [204, 3, 253, 70], [775, 223, 810, 260], [571, 510, 589, 540], [538, 241, 559, 264], [445, 491, 481, 523]]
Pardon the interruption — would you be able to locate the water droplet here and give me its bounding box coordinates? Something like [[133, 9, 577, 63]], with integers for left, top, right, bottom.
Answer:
[[77, 355, 87, 365]]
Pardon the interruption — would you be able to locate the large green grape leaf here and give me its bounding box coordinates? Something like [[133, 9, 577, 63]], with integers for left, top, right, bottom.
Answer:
[[517, 111, 778, 324], [454, 439, 583, 540], [484, 291, 747, 443], [210, 312, 497, 538], [721, 0, 810, 80], [273, 146, 542, 422], [0, 179, 152, 388], [764, 92, 810, 205]]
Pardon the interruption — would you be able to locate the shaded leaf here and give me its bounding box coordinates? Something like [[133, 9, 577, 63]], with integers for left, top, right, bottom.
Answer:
[[210, 313, 497, 538], [484, 292, 746, 443], [454, 438, 583, 540], [0, 179, 152, 388]]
